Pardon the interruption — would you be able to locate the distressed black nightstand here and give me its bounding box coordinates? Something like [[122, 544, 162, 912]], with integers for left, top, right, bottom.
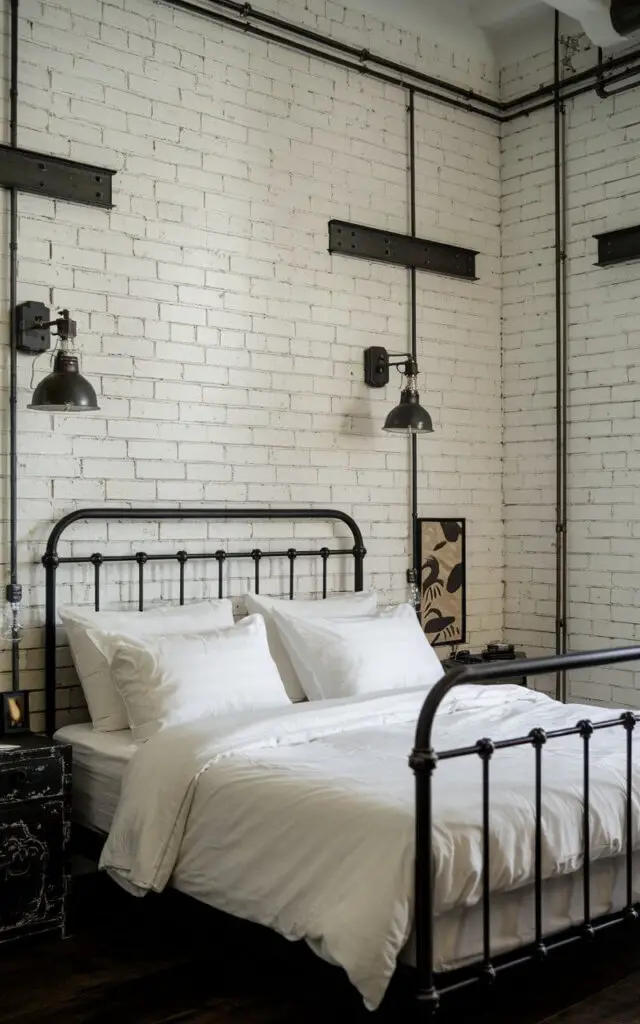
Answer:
[[0, 734, 71, 945], [441, 650, 528, 687]]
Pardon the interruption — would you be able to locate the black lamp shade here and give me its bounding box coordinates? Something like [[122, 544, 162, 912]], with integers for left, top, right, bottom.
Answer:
[[383, 387, 433, 433], [28, 351, 99, 412]]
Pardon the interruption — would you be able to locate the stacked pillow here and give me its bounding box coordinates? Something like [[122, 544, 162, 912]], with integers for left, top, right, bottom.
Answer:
[[270, 602, 444, 701], [96, 615, 289, 742], [60, 600, 235, 732], [61, 592, 443, 742], [244, 591, 378, 700]]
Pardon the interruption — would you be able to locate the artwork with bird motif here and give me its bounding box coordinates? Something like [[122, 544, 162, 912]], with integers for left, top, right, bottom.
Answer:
[[417, 519, 466, 647]]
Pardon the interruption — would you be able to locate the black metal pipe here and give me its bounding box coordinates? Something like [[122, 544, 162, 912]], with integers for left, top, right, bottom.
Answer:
[[596, 46, 640, 98], [165, 0, 501, 121], [166, 0, 640, 122], [158, 0, 640, 127], [501, 61, 640, 123], [553, 14, 568, 703], [503, 45, 640, 110], [8, 0, 21, 691], [560, 96, 568, 704], [408, 90, 419, 581], [216, 0, 504, 110]]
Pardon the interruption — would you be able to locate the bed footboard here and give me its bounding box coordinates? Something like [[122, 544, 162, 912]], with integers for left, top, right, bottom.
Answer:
[[410, 644, 640, 1013]]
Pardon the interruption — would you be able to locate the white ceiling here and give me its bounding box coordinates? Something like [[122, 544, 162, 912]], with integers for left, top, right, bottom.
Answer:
[[342, 0, 553, 62], [344, 0, 626, 58]]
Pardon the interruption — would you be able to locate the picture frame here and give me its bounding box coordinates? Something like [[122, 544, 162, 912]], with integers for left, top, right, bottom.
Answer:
[[1, 691, 30, 736], [417, 518, 466, 647]]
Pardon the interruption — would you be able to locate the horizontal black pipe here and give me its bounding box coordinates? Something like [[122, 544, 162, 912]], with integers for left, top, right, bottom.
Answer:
[[165, 0, 501, 120], [503, 47, 640, 110], [502, 61, 640, 122], [210, 0, 504, 109], [414, 645, 640, 752], [163, 0, 640, 122]]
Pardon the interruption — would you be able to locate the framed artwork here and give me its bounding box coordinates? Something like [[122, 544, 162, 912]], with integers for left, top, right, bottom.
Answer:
[[1, 691, 30, 735], [417, 518, 466, 647]]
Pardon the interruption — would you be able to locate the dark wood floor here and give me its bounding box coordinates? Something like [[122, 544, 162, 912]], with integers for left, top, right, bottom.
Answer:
[[3, 873, 640, 1023]]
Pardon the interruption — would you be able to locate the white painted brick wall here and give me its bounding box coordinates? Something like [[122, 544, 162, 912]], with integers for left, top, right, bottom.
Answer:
[[0, 0, 502, 727], [502, 25, 640, 705]]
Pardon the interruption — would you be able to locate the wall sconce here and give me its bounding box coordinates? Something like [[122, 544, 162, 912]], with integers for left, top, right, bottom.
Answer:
[[364, 346, 433, 433], [16, 302, 99, 411]]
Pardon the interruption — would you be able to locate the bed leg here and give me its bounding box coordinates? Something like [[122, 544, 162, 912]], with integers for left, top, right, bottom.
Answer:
[[417, 988, 440, 1016]]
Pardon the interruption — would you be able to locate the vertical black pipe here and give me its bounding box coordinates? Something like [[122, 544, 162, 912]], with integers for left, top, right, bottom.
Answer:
[[8, 0, 21, 691], [560, 96, 568, 702], [553, 12, 568, 702], [408, 89, 419, 578]]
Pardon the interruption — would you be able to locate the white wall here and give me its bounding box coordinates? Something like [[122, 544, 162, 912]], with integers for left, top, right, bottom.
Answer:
[[0, 0, 502, 727], [502, 24, 640, 704]]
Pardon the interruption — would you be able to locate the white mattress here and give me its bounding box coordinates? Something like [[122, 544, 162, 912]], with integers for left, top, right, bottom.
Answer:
[[55, 723, 136, 833]]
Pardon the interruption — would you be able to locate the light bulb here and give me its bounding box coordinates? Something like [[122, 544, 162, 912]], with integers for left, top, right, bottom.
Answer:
[[3, 601, 23, 643]]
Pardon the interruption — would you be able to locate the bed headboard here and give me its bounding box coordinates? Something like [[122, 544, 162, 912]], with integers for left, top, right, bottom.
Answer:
[[42, 506, 366, 735]]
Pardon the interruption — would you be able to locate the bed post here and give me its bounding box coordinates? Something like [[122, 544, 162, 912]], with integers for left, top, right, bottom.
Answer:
[[43, 548, 58, 736], [410, 743, 440, 1014]]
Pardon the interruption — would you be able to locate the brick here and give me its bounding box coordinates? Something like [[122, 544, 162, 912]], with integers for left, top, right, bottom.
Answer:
[[0, 0, 504, 708]]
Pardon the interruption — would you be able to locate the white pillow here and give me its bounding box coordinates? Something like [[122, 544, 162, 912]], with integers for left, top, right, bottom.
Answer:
[[271, 602, 444, 701], [243, 591, 378, 701], [97, 615, 289, 742], [59, 600, 234, 732]]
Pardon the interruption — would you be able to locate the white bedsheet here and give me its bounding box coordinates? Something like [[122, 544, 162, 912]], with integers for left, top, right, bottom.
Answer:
[[100, 685, 640, 1010], [55, 724, 136, 833]]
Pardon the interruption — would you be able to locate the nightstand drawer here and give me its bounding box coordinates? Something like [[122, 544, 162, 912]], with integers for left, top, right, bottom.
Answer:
[[0, 801, 66, 939], [0, 755, 64, 806]]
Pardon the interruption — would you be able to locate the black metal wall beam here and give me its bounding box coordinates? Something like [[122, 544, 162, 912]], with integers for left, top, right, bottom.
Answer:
[[0, 145, 114, 208], [328, 220, 477, 281], [595, 224, 640, 266]]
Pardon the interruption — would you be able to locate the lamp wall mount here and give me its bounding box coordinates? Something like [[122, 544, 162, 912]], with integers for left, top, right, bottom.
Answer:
[[16, 301, 51, 354], [16, 303, 78, 354], [364, 347, 418, 389], [364, 346, 390, 388]]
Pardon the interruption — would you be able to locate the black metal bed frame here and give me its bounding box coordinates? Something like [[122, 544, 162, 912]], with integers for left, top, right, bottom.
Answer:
[[42, 506, 640, 1015], [42, 506, 365, 738]]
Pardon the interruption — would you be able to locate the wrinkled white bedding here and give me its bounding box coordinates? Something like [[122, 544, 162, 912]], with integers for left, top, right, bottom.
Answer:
[[100, 685, 640, 1009]]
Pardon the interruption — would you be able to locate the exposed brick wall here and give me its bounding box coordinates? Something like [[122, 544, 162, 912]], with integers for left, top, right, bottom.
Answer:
[[0, 0, 502, 728], [502, 26, 640, 705]]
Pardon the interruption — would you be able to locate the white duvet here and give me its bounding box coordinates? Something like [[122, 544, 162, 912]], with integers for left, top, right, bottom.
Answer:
[[100, 685, 640, 1009]]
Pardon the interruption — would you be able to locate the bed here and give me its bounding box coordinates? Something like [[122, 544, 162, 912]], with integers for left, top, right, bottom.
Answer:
[[44, 505, 640, 1015]]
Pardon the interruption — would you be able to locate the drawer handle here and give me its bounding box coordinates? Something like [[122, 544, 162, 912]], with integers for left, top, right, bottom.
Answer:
[[1, 769, 28, 786]]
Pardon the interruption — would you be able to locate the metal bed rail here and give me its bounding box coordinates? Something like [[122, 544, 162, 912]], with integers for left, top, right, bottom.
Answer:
[[410, 645, 640, 1013]]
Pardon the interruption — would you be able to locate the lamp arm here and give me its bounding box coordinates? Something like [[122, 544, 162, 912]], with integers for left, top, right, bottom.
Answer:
[[388, 353, 419, 376], [24, 310, 77, 342]]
